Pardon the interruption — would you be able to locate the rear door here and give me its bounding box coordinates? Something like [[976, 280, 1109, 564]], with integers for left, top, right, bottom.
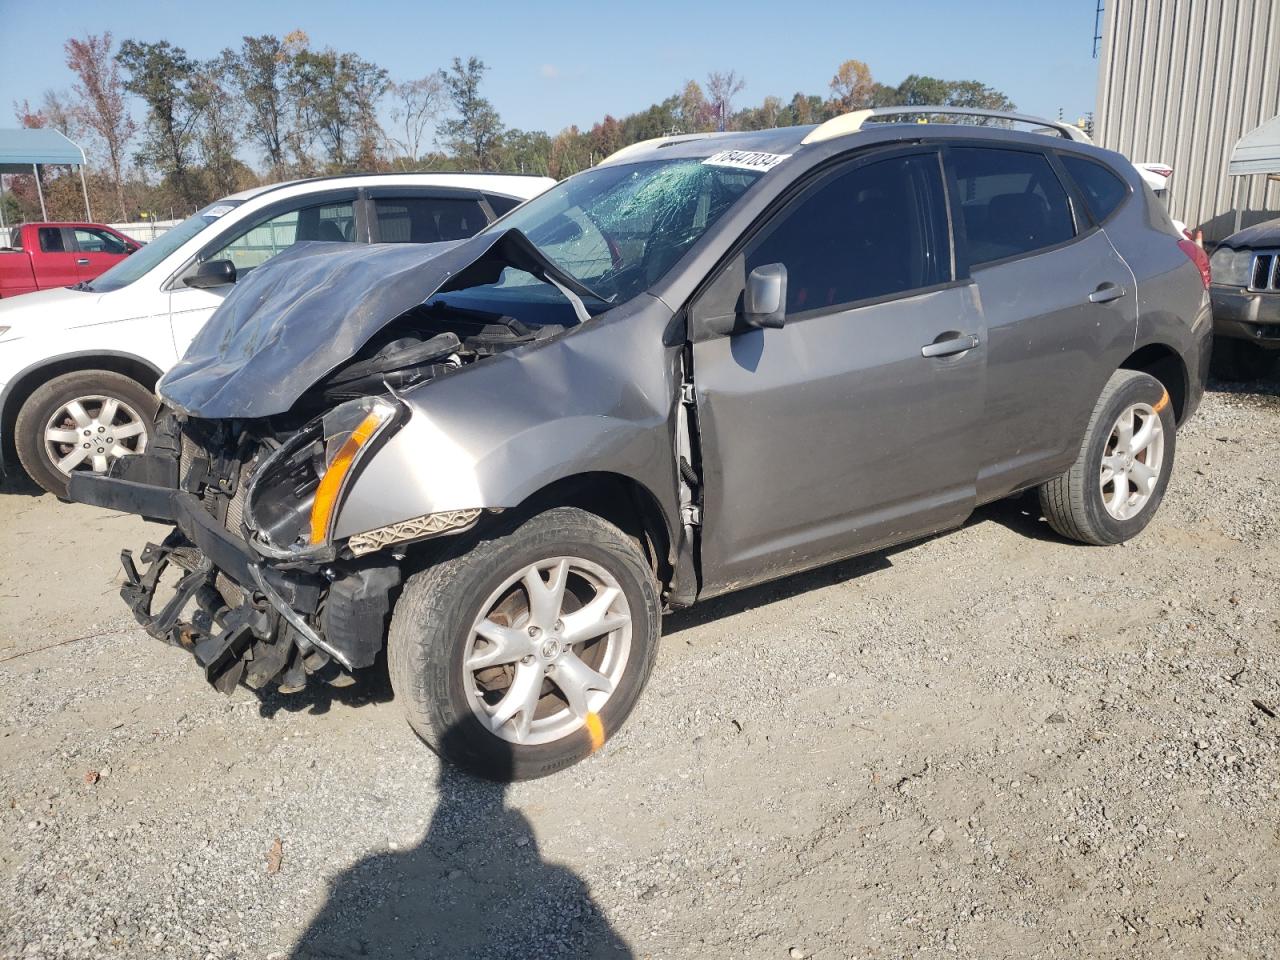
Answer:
[[945, 145, 1138, 501], [690, 147, 987, 595], [34, 227, 80, 288], [70, 227, 132, 281]]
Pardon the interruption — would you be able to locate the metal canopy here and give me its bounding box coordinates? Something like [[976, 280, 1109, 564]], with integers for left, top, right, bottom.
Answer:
[[1228, 113, 1280, 177], [0, 127, 92, 225]]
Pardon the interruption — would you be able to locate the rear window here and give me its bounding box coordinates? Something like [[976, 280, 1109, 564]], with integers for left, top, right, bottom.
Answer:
[[484, 193, 523, 217], [1059, 154, 1129, 222], [38, 228, 65, 253], [950, 147, 1076, 266], [373, 197, 487, 243]]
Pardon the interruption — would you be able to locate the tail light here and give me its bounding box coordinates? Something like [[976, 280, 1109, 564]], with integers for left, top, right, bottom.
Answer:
[[1178, 238, 1211, 289]]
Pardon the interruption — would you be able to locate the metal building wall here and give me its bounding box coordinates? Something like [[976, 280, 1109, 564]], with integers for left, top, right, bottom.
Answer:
[[1095, 0, 1280, 241]]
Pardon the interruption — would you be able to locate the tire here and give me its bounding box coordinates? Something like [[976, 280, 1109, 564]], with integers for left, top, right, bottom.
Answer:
[[14, 369, 158, 497], [1210, 338, 1276, 382], [388, 507, 661, 781], [1038, 369, 1176, 546]]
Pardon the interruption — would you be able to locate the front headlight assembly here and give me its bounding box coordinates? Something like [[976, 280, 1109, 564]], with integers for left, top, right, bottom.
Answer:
[[1208, 247, 1253, 287], [246, 396, 402, 557]]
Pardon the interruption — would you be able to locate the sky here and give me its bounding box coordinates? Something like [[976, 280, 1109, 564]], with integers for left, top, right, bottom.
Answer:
[[0, 0, 1104, 146]]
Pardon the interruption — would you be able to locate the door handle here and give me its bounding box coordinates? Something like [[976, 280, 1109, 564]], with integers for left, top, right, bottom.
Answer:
[[1088, 282, 1126, 304], [921, 333, 980, 358], [75, 258, 89, 265]]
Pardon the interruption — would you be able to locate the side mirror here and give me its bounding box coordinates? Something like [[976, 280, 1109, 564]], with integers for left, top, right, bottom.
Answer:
[[742, 263, 787, 330], [184, 259, 236, 289]]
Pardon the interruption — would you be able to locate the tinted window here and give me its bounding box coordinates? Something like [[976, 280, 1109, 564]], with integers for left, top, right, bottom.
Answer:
[[1059, 153, 1129, 222], [484, 193, 523, 217], [374, 197, 487, 243], [951, 147, 1076, 265], [206, 200, 356, 275], [746, 153, 951, 313], [74, 228, 128, 255], [38, 228, 65, 253]]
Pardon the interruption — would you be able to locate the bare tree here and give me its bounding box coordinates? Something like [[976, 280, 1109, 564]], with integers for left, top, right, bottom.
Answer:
[[65, 33, 136, 220], [386, 75, 445, 168], [705, 70, 746, 131]]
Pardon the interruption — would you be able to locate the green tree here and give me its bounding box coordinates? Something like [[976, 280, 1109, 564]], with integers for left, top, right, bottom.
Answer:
[[192, 54, 243, 198], [117, 39, 204, 209], [500, 128, 552, 175], [289, 45, 388, 171], [894, 74, 952, 106], [228, 34, 294, 175], [676, 80, 712, 133], [944, 80, 1015, 111], [438, 56, 504, 171]]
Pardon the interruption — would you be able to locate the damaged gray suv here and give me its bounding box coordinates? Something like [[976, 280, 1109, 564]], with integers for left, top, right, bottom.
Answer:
[[70, 107, 1213, 779]]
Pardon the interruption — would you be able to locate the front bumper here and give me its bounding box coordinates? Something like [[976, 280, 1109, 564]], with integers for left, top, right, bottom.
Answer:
[[1210, 285, 1280, 348], [69, 471, 399, 693]]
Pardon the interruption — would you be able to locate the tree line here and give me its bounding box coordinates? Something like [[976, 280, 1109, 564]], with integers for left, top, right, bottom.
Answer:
[[6, 31, 1016, 225]]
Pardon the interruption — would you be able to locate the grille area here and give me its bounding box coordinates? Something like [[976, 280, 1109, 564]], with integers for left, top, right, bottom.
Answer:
[[1250, 252, 1280, 291]]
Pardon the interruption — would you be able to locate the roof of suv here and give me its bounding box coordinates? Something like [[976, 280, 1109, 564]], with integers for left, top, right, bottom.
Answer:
[[222, 172, 555, 204], [600, 107, 1093, 168]]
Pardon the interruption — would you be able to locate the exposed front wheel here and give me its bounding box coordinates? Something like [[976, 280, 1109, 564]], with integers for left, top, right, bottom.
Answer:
[[14, 370, 158, 497], [1039, 369, 1176, 546], [388, 507, 661, 780]]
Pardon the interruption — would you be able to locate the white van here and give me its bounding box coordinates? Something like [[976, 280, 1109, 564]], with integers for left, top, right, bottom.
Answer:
[[0, 173, 553, 494]]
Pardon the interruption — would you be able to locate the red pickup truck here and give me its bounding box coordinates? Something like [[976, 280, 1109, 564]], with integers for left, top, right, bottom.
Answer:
[[0, 222, 140, 298]]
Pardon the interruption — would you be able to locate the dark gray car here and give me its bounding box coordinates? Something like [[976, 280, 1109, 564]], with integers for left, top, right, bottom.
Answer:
[[69, 108, 1212, 779], [1209, 219, 1280, 380]]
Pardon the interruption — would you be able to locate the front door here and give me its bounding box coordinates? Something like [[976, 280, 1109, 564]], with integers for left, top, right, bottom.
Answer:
[[690, 148, 987, 595], [70, 227, 132, 282], [36, 227, 81, 288]]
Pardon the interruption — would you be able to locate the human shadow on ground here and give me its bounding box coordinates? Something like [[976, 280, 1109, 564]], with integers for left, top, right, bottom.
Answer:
[[290, 725, 633, 960]]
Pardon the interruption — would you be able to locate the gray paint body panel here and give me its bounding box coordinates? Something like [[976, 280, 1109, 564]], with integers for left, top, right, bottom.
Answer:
[[334, 294, 683, 543]]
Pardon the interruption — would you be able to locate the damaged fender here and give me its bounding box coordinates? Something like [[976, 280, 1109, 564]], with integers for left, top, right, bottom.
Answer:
[[332, 292, 685, 563]]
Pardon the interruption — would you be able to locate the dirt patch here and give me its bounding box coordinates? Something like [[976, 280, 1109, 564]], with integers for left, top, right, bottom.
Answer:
[[1, 383, 1277, 959]]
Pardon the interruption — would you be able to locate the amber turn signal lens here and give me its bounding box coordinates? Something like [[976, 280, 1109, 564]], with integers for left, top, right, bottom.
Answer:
[[309, 410, 388, 545]]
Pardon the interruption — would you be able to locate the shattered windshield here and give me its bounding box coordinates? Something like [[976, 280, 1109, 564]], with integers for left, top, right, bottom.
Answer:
[[490, 159, 763, 305]]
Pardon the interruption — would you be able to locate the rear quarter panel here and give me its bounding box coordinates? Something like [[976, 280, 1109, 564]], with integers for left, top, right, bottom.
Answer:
[[1102, 165, 1212, 419]]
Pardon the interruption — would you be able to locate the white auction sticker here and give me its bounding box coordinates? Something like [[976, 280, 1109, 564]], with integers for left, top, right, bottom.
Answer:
[[702, 150, 792, 172]]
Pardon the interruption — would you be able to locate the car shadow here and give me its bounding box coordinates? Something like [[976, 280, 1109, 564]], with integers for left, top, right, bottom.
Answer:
[[966, 488, 1069, 543], [1207, 374, 1280, 399], [289, 725, 634, 959], [0, 469, 43, 498], [254, 652, 396, 718]]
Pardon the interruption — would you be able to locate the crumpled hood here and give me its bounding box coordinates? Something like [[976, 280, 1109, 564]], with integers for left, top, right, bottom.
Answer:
[[159, 228, 590, 419], [1218, 216, 1280, 250]]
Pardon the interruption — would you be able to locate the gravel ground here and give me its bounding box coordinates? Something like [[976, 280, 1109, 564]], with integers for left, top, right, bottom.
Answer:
[[1, 381, 1277, 960]]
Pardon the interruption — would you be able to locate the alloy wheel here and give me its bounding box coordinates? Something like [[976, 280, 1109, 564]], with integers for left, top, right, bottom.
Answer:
[[1100, 401, 1165, 521], [463, 556, 632, 745], [43, 394, 149, 477]]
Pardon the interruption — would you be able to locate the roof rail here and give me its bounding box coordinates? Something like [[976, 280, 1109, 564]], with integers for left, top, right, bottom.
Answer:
[[801, 106, 1092, 145]]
